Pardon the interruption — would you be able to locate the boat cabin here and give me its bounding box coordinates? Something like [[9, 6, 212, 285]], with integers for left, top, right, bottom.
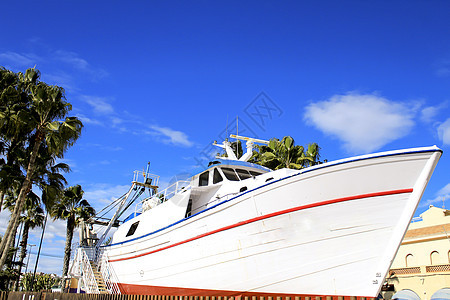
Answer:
[[192, 160, 269, 188], [186, 160, 270, 216]]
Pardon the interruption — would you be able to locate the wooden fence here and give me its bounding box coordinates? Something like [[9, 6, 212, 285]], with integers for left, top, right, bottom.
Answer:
[[0, 292, 376, 300]]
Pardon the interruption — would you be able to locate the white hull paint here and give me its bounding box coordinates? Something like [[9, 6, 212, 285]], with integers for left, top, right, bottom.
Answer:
[[104, 147, 441, 297]]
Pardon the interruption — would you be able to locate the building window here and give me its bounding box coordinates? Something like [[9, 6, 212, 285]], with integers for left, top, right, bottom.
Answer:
[[431, 251, 440, 265], [406, 254, 414, 267]]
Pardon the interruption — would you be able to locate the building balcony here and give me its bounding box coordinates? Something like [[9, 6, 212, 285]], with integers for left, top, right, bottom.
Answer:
[[390, 264, 450, 276]]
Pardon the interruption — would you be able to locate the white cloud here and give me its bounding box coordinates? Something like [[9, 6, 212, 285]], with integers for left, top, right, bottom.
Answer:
[[43, 219, 67, 240], [35, 256, 63, 275], [435, 59, 450, 77], [438, 118, 450, 145], [0, 51, 38, 67], [111, 117, 124, 126], [148, 125, 194, 147], [76, 113, 104, 126], [420, 102, 448, 124], [420, 106, 439, 124], [0, 210, 69, 275], [419, 183, 450, 208], [54, 50, 108, 79], [84, 183, 131, 209], [304, 93, 415, 153], [1, 48, 107, 88], [0, 209, 11, 235], [55, 50, 90, 70], [80, 95, 115, 115], [438, 183, 450, 197], [80, 143, 123, 152], [44, 71, 77, 92]]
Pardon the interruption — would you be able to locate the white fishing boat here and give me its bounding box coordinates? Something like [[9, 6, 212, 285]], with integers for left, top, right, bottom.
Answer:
[[70, 135, 442, 299]]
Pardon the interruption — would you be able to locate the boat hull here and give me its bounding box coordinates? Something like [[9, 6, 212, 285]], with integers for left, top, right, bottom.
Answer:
[[105, 148, 441, 297]]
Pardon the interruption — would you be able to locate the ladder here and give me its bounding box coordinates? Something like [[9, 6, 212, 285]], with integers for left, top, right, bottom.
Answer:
[[70, 247, 121, 294]]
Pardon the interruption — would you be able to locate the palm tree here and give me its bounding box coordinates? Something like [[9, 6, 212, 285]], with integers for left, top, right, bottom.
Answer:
[[52, 185, 95, 280], [15, 203, 45, 290], [31, 144, 70, 210], [0, 67, 34, 211], [2, 180, 49, 290], [250, 136, 322, 170], [0, 235, 20, 291], [0, 68, 83, 269]]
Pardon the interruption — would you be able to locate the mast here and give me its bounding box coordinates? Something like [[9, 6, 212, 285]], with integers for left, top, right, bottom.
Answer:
[[214, 134, 269, 162]]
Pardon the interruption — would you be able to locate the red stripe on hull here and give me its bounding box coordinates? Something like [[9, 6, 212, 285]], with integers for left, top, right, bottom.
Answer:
[[117, 282, 375, 299], [110, 188, 413, 262]]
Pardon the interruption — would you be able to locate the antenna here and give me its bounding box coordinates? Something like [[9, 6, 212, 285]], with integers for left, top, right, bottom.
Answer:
[[226, 115, 229, 141], [145, 161, 150, 180], [229, 134, 270, 162], [236, 116, 239, 158]]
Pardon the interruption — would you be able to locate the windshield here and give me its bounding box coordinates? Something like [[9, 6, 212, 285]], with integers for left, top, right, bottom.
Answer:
[[221, 167, 240, 181], [236, 169, 252, 180]]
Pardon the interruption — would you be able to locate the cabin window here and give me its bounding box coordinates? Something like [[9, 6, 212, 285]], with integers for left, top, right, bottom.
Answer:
[[221, 168, 240, 181], [213, 168, 223, 184], [185, 199, 193, 218], [126, 221, 139, 237], [249, 171, 262, 177], [236, 169, 252, 180], [199, 171, 209, 186]]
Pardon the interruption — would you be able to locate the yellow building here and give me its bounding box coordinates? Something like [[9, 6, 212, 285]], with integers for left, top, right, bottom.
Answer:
[[383, 206, 450, 300]]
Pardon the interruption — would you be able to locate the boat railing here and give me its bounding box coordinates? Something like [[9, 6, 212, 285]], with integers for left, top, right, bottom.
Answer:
[[133, 170, 160, 187], [82, 246, 97, 261], [98, 249, 121, 294], [68, 242, 81, 277], [70, 242, 80, 261], [68, 246, 82, 278], [78, 248, 100, 294], [138, 180, 191, 213]]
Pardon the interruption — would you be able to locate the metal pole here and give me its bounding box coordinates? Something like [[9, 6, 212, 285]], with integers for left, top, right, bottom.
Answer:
[[13, 222, 24, 262], [145, 162, 150, 180], [25, 244, 35, 273], [32, 211, 48, 291]]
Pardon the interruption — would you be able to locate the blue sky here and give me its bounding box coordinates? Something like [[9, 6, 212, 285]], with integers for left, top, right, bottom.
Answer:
[[1, 0, 449, 275]]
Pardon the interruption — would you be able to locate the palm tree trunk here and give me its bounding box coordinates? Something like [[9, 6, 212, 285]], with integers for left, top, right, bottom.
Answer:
[[61, 216, 75, 292], [0, 191, 4, 212], [14, 221, 30, 291], [0, 135, 42, 269], [5, 230, 18, 290]]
